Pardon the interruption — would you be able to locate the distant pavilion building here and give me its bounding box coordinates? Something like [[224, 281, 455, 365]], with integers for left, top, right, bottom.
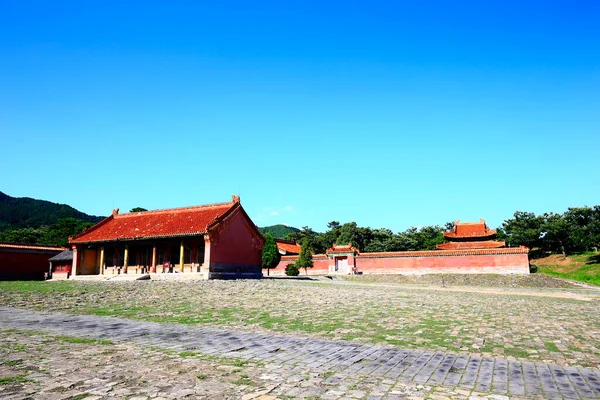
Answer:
[[69, 196, 265, 279], [436, 219, 506, 250]]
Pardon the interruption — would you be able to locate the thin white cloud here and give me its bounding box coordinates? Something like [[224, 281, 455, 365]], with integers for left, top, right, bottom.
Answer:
[[254, 205, 294, 225]]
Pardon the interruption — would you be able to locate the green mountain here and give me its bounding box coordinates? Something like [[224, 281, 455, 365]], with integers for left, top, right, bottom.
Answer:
[[259, 224, 300, 239], [0, 191, 104, 231]]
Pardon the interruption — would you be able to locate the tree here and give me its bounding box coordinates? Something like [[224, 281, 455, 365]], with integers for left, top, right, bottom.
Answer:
[[42, 218, 93, 246], [336, 222, 374, 250], [285, 263, 299, 276], [129, 207, 148, 213], [502, 211, 544, 250], [286, 226, 324, 253], [296, 240, 314, 275], [541, 213, 572, 258], [261, 233, 280, 276], [415, 225, 445, 250]]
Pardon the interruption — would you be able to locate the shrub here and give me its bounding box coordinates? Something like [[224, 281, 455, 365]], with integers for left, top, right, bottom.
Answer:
[[529, 263, 538, 273], [285, 263, 299, 276]]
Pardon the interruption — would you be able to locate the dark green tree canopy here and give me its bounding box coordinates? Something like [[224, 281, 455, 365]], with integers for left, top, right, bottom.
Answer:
[[259, 224, 300, 239], [0, 217, 93, 246], [502, 206, 600, 256], [129, 207, 148, 213], [296, 240, 314, 275], [261, 233, 281, 275]]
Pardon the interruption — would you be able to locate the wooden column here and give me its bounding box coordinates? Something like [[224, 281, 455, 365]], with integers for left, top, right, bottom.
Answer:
[[71, 245, 78, 278], [123, 245, 129, 273], [152, 245, 157, 272], [179, 240, 185, 272], [203, 234, 211, 278], [99, 246, 105, 275], [191, 246, 198, 271]]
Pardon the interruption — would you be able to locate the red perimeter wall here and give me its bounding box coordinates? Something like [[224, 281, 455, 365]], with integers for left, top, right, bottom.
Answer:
[[355, 253, 529, 274], [272, 250, 529, 276], [0, 248, 63, 280]]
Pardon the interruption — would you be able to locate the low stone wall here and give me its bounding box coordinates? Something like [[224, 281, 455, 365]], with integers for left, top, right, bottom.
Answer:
[[272, 248, 530, 276], [271, 255, 329, 276]]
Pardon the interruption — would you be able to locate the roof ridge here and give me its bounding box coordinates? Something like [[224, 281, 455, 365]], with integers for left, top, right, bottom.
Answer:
[[116, 201, 234, 217], [0, 242, 67, 251]]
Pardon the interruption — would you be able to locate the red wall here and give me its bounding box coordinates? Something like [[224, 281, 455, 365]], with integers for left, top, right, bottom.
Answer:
[[271, 252, 529, 276], [355, 253, 530, 274], [208, 211, 264, 278], [272, 255, 330, 276], [51, 263, 71, 276], [0, 248, 63, 280]]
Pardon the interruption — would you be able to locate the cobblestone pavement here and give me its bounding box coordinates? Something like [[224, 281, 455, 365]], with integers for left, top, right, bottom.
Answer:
[[1, 307, 599, 399], [1, 279, 599, 368]]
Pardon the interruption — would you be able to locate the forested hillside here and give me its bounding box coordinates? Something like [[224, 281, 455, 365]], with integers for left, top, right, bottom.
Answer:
[[0, 191, 102, 230], [0, 191, 104, 246], [259, 224, 300, 239]]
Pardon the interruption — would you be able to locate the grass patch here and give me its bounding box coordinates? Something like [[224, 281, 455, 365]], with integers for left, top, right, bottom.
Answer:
[[321, 371, 335, 379], [544, 342, 560, 352], [231, 359, 249, 367], [54, 335, 112, 345], [0, 375, 30, 385], [233, 376, 256, 386], [70, 395, 90, 400], [0, 280, 101, 294], [1, 359, 22, 366], [536, 252, 600, 286], [503, 348, 531, 358], [196, 374, 207, 380]]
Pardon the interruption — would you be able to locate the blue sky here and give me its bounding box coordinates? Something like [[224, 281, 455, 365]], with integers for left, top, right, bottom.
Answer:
[[1, 1, 599, 233]]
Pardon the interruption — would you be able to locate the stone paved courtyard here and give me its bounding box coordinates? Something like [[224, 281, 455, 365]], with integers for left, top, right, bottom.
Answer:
[[0, 277, 599, 399], [1, 307, 600, 399]]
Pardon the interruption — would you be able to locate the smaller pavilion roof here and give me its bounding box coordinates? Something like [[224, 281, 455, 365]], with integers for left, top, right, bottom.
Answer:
[[443, 219, 497, 239], [326, 243, 359, 255], [275, 239, 301, 255], [49, 250, 73, 262]]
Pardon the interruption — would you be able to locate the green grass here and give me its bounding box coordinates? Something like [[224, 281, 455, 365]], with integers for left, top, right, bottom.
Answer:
[[536, 252, 600, 286], [70, 395, 90, 400], [1, 359, 22, 366], [232, 376, 256, 386], [544, 342, 560, 352], [54, 335, 112, 345], [503, 348, 531, 358], [0, 375, 30, 385], [0, 280, 101, 293]]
